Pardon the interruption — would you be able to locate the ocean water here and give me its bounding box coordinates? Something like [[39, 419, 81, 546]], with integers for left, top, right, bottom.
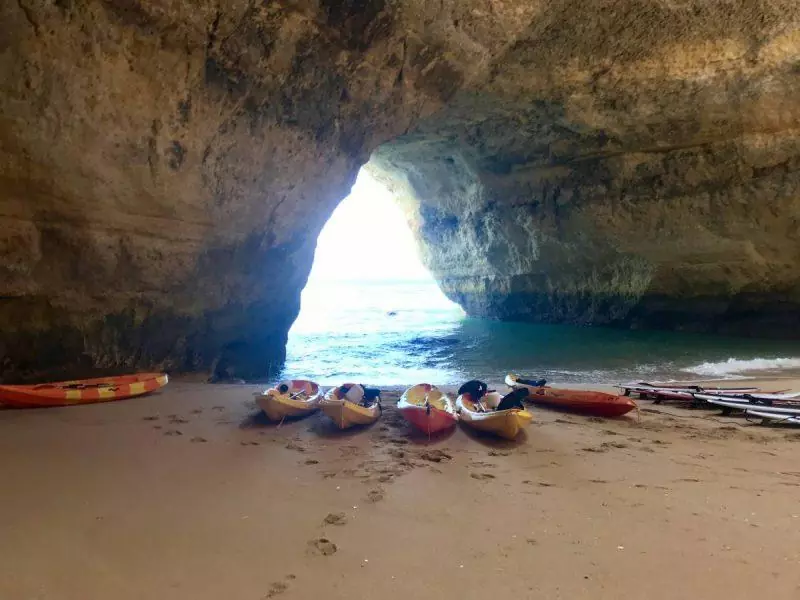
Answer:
[[281, 279, 800, 386]]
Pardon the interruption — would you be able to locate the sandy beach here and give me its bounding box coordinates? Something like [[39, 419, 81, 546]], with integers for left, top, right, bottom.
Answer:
[[2, 379, 800, 600]]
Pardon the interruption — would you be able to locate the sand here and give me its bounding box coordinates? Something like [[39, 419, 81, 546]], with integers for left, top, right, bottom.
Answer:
[[2, 379, 800, 600]]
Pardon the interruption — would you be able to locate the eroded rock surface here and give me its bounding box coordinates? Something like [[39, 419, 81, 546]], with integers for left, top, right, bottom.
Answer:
[[372, 0, 800, 336], [1, 1, 799, 380]]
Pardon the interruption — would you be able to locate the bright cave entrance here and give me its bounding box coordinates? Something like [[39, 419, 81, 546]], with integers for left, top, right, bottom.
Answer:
[[281, 169, 465, 385]]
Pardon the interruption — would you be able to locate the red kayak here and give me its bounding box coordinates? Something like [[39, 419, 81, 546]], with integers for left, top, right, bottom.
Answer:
[[506, 374, 637, 417], [0, 373, 169, 408], [398, 384, 458, 434], [527, 388, 638, 417]]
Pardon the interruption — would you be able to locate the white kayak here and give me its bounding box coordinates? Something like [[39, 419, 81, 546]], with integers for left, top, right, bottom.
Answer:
[[747, 409, 800, 424], [705, 391, 800, 401], [701, 396, 800, 415], [620, 385, 760, 400]]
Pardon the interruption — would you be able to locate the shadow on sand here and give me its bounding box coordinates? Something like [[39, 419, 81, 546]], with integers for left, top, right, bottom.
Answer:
[[306, 413, 382, 439], [458, 424, 530, 449]]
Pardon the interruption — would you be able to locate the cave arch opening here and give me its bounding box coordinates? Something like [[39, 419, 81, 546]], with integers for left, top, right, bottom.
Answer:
[[280, 168, 465, 385]]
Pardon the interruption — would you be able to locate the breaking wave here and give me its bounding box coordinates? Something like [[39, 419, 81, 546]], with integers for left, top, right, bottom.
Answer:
[[683, 357, 800, 378]]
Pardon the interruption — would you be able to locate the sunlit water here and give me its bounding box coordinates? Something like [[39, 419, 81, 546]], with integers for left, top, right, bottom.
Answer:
[[283, 170, 800, 386], [281, 279, 800, 386]]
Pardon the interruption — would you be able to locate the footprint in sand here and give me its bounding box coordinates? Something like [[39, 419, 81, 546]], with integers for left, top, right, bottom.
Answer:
[[471, 473, 495, 481], [285, 441, 306, 452], [419, 449, 452, 463], [142, 415, 160, 421], [190, 436, 208, 443], [367, 488, 385, 503], [304, 458, 319, 465], [307, 538, 337, 556], [264, 581, 288, 598], [168, 415, 190, 424], [581, 446, 607, 453], [190, 409, 203, 415], [471, 460, 496, 468], [240, 441, 260, 446], [323, 512, 347, 526], [488, 450, 510, 457], [164, 429, 183, 436], [602, 441, 629, 449]]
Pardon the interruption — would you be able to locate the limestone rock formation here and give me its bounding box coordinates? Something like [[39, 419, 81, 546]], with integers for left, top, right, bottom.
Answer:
[[2, 1, 800, 380]]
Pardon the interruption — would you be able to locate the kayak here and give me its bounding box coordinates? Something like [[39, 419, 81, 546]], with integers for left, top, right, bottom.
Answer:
[[256, 379, 321, 421], [0, 373, 169, 408], [506, 373, 637, 417], [619, 383, 761, 400], [397, 383, 458, 434], [701, 396, 800, 415], [456, 392, 532, 440], [531, 388, 637, 417], [747, 409, 800, 424], [320, 384, 381, 429]]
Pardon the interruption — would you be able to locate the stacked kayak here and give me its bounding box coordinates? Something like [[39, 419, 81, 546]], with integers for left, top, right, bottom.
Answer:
[[0, 373, 169, 408], [256, 379, 321, 421], [746, 410, 800, 425], [456, 391, 532, 440], [320, 383, 381, 429], [507, 373, 637, 417], [695, 392, 800, 418], [398, 384, 458, 434], [619, 382, 761, 401]]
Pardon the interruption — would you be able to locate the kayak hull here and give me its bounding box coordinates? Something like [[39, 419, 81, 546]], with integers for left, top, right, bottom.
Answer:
[[256, 380, 321, 421], [0, 373, 169, 408], [319, 400, 380, 429], [320, 392, 380, 429], [619, 383, 761, 399], [456, 393, 532, 440], [701, 396, 800, 415], [747, 409, 800, 424], [529, 389, 637, 418], [507, 374, 636, 417], [398, 384, 458, 434]]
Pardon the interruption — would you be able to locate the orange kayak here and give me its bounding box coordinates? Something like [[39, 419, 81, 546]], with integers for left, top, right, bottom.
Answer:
[[0, 373, 169, 408], [506, 373, 637, 417], [528, 388, 637, 417]]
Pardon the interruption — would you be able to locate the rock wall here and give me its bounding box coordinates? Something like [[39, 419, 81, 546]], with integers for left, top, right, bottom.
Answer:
[[0, 0, 453, 381], [372, 0, 800, 337], [2, 1, 800, 381]]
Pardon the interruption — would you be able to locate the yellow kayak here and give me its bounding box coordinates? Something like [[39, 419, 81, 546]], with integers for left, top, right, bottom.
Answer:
[[320, 384, 381, 429], [456, 391, 533, 440], [256, 379, 321, 421]]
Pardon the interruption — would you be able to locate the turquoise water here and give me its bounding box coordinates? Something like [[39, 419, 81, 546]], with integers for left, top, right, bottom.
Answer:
[[281, 279, 800, 386]]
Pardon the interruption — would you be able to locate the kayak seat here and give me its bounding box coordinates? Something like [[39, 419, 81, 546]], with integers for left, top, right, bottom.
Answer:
[[517, 376, 547, 387]]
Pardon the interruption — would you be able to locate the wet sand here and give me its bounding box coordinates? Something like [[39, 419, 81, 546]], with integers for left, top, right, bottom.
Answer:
[[2, 379, 800, 599]]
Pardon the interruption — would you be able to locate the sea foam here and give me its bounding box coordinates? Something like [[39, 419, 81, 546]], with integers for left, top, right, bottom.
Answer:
[[683, 357, 800, 377]]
